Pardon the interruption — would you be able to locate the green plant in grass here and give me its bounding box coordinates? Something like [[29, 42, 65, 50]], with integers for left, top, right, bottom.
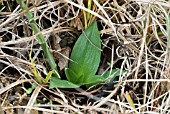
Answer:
[[50, 20, 122, 88], [50, 20, 104, 88], [17, 0, 122, 89], [65, 20, 103, 86]]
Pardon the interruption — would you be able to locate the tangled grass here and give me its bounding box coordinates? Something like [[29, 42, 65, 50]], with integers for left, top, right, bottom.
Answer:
[[0, 0, 170, 113]]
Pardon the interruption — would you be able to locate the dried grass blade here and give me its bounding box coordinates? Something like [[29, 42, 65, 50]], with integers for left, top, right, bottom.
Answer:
[[0, 79, 32, 95]]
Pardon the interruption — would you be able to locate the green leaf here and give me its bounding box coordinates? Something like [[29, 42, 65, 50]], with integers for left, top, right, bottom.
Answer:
[[69, 20, 101, 77], [50, 76, 79, 88], [65, 68, 102, 87], [65, 68, 81, 84], [84, 75, 104, 88], [85, 75, 104, 84], [26, 83, 37, 94], [44, 71, 53, 84], [74, 75, 104, 87], [103, 69, 121, 82], [76, 74, 86, 84]]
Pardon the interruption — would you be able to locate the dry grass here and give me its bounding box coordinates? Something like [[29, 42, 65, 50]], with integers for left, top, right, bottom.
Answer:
[[0, 0, 170, 113]]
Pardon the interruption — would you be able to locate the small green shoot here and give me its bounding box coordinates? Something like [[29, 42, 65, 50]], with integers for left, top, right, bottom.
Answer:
[[29, 54, 42, 84], [84, 0, 93, 28], [22, 83, 37, 95], [87, 0, 92, 21], [26, 83, 37, 94], [44, 71, 53, 84]]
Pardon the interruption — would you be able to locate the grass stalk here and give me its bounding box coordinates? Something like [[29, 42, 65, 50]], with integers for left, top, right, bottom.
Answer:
[[87, 0, 92, 21], [16, 0, 59, 78]]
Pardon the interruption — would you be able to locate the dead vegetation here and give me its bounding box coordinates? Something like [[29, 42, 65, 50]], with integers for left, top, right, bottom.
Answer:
[[0, 0, 170, 114]]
